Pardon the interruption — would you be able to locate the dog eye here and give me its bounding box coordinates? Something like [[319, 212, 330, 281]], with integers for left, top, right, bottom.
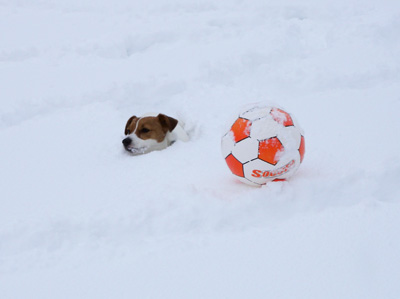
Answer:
[[140, 128, 150, 133], [126, 129, 131, 135]]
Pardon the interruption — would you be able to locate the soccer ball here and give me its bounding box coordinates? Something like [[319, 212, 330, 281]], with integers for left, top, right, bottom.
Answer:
[[221, 104, 305, 186]]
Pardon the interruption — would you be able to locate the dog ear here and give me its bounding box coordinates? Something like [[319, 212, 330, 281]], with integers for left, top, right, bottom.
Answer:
[[125, 115, 137, 135], [157, 114, 178, 133]]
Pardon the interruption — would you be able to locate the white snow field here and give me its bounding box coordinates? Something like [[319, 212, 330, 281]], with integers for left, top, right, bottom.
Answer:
[[1, 0, 400, 298]]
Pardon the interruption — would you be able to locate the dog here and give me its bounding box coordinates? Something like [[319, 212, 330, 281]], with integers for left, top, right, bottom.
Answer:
[[122, 113, 189, 155]]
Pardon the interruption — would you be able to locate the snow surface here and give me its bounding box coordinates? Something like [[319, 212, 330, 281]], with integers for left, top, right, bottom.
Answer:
[[1, 0, 400, 298]]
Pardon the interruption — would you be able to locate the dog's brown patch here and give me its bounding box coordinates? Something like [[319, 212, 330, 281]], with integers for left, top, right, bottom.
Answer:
[[124, 115, 138, 135], [158, 114, 178, 133]]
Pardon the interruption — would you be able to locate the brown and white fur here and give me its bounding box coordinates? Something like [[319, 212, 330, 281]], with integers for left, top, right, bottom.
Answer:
[[122, 113, 189, 155]]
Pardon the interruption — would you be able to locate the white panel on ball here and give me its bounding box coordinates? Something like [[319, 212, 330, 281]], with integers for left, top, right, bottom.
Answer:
[[240, 105, 271, 121], [221, 131, 235, 158], [250, 116, 282, 141], [232, 137, 259, 163], [243, 158, 275, 185], [276, 126, 302, 153]]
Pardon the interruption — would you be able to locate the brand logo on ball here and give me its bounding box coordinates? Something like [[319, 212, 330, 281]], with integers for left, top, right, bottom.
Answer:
[[251, 159, 295, 178]]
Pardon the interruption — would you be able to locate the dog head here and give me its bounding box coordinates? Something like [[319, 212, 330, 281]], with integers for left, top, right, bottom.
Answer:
[[122, 113, 178, 155]]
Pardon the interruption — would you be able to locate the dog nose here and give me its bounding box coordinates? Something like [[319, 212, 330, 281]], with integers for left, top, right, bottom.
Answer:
[[122, 137, 131, 147]]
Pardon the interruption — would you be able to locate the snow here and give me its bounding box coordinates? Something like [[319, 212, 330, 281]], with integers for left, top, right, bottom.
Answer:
[[1, 0, 400, 298]]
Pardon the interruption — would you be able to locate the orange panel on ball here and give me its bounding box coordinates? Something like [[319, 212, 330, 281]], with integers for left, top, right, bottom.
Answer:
[[258, 137, 284, 165], [270, 108, 294, 127], [273, 178, 286, 182], [231, 118, 251, 143], [299, 135, 305, 163], [225, 154, 244, 177]]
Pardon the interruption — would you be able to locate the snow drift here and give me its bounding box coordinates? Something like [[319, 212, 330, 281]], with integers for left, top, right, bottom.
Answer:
[[1, 0, 400, 298]]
